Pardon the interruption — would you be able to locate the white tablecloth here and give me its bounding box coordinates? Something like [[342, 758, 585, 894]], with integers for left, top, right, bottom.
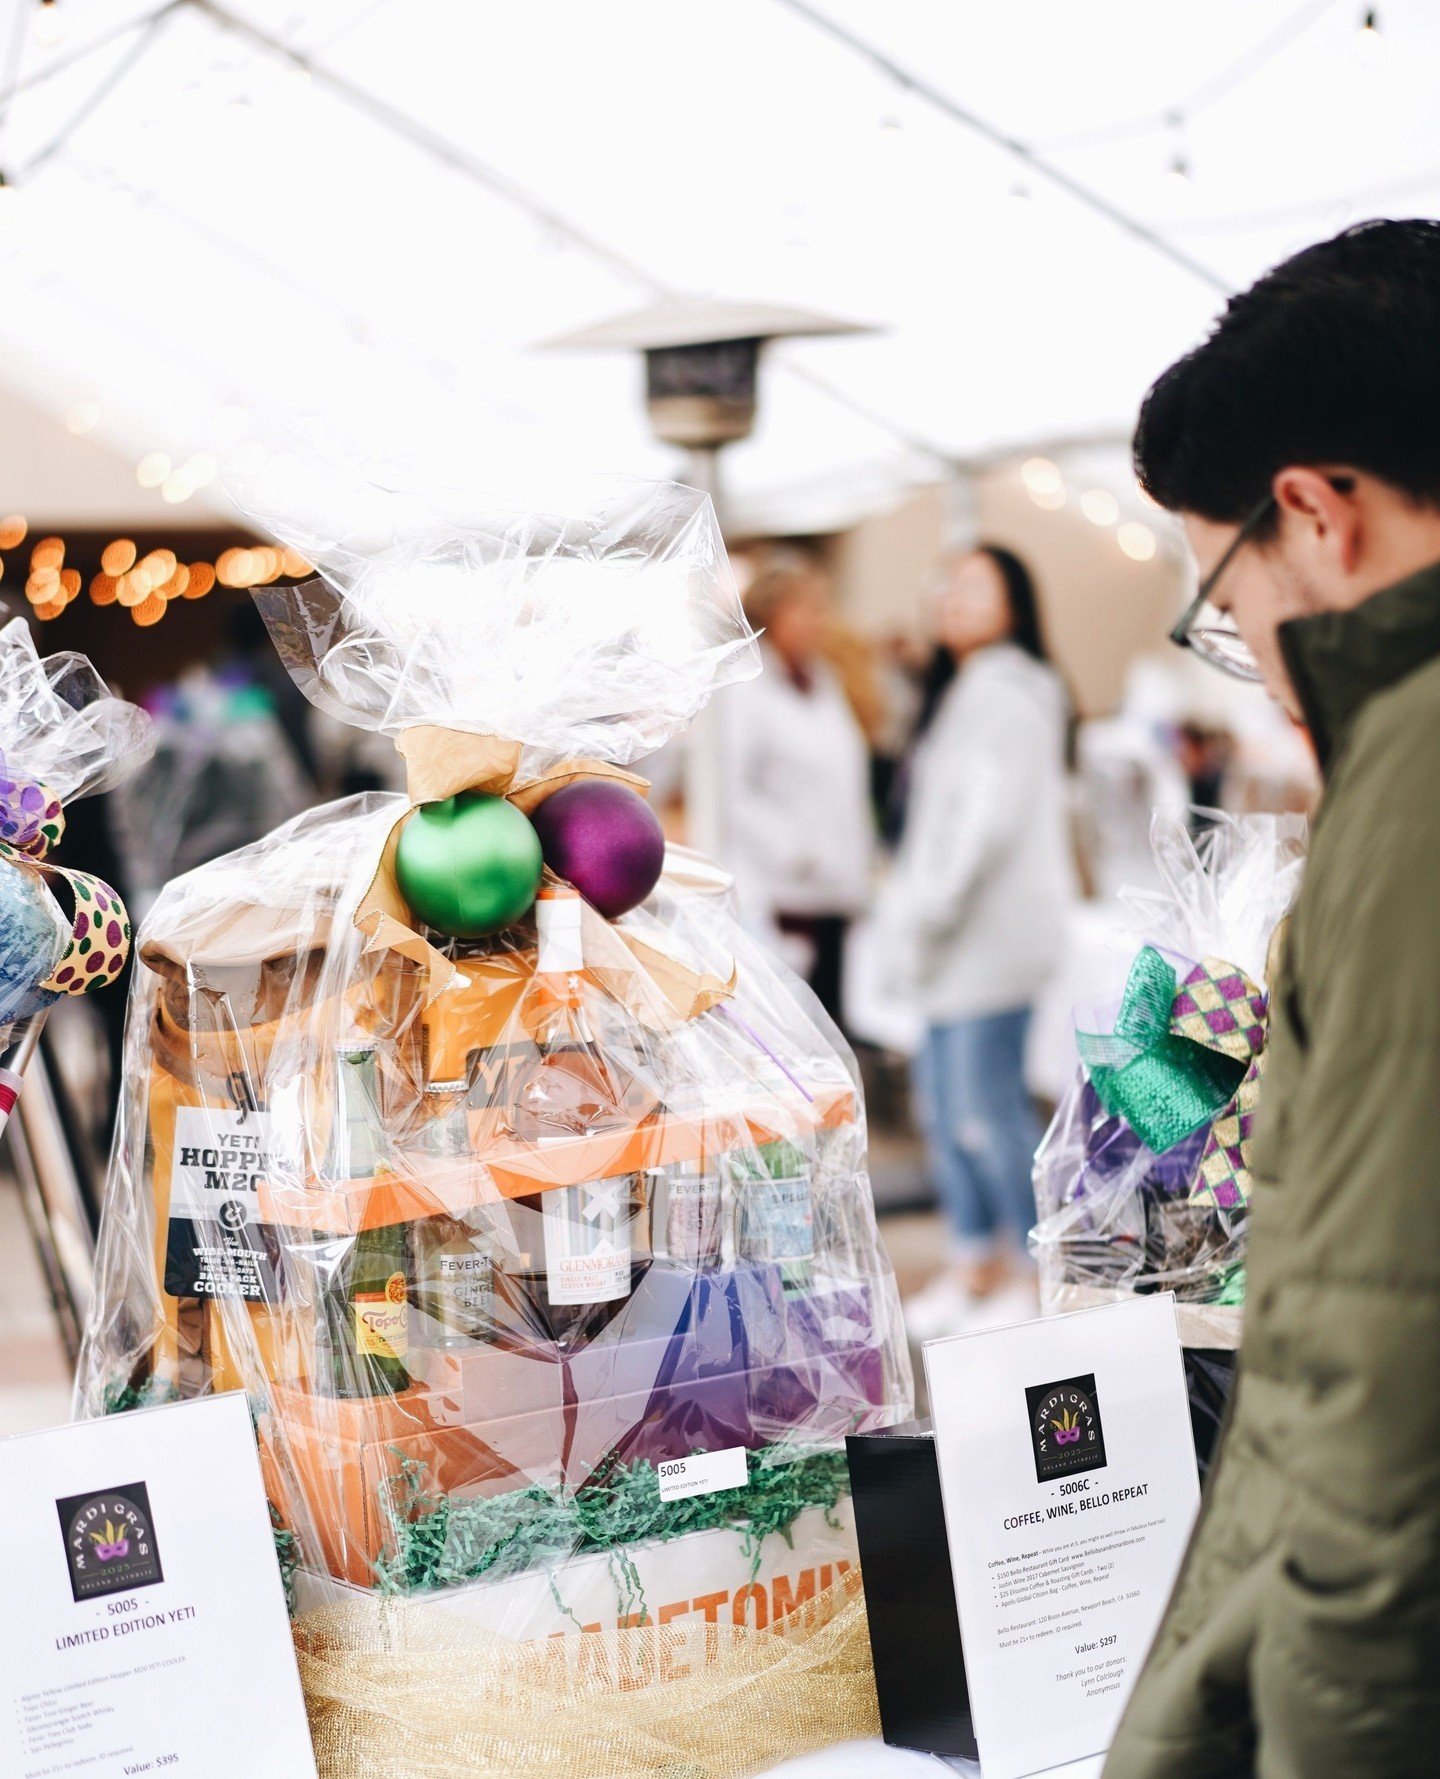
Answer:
[[766, 1742, 1106, 1778], [767, 1741, 963, 1776]]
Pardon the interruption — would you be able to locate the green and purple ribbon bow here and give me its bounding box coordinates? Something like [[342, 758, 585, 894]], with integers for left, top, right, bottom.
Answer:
[[1076, 946, 1268, 1212]]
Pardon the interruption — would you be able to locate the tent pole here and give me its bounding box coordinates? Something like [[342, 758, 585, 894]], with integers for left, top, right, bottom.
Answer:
[[682, 445, 727, 861]]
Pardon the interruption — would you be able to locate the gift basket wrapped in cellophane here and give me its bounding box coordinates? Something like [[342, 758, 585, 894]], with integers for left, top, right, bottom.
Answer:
[[1031, 811, 1304, 1455], [76, 480, 912, 1778], [0, 613, 151, 1112]]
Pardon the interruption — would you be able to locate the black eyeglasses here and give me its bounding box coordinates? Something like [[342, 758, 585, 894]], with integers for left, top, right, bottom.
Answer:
[[1169, 495, 1275, 682]]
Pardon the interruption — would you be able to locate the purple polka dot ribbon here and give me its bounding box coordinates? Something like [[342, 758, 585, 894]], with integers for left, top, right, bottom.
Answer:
[[0, 761, 65, 858], [0, 834, 134, 999], [0, 742, 132, 998], [38, 868, 133, 996]]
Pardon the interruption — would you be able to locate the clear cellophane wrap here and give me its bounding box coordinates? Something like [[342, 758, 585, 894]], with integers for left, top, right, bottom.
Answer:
[[76, 481, 912, 1777], [0, 614, 152, 1028], [1032, 811, 1306, 1349]]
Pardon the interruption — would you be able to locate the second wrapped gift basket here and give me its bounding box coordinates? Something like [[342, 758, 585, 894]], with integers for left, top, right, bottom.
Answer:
[[1031, 810, 1305, 1463]]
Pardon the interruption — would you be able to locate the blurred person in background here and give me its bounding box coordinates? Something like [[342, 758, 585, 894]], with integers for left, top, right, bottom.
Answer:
[[1175, 719, 1235, 839], [718, 553, 874, 1031], [891, 545, 1076, 1337]]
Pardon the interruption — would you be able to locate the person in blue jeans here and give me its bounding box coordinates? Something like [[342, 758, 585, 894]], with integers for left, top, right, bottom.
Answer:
[[913, 1005, 1041, 1253], [884, 545, 1076, 1336]]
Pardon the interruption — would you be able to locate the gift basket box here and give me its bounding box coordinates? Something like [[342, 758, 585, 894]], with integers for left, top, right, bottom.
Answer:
[[78, 482, 909, 1773], [1032, 812, 1304, 1452]]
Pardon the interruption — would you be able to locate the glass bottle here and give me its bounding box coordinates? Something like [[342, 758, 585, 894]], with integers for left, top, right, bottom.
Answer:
[[311, 1290, 336, 1397], [505, 889, 655, 1341], [541, 1173, 643, 1307], [508, 889, 652, 1143], [420, 1078, 471, 1157], [325, 1221, 411, 1397], [730, 1139, 816, 1292], [410, 1212, 496, 1348], [650, 1157, 725, 1271], [322, 1043, 384, 1181]]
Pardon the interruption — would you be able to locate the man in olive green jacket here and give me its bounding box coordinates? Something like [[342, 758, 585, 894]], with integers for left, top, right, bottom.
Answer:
[[1106, 220, 1440, 1777]]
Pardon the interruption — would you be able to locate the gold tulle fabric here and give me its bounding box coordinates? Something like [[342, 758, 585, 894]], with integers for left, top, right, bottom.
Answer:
[[294, 1569, 878, 1778]]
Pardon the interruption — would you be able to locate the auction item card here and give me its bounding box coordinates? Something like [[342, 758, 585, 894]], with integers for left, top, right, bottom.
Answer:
[[0, 1391, 316, 1779], [925, 1295, 1200, 1779]]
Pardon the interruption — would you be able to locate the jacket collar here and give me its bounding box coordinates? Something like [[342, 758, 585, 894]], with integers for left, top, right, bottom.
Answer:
[[1278, 559, 1440, 773]]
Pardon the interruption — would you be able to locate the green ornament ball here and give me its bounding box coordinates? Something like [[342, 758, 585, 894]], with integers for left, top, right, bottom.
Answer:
[[395, 792, 543, 938]]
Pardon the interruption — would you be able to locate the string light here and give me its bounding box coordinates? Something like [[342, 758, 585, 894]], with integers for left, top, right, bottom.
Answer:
[[158, 451, 218, 504], [100, 537, 136, 575], [1118, 521, 1158, 562], [1020, 457, 1063, 497], [65, 400, 101, 436], [1034, 1, 1347, 157], [135, 451, 171, 489], [1012, 461, 1169, 565], [0, 521, 312, 626], [776, 0, 1228, 295], [1021, 458, 1066, 511], [1357, 7, 1383, 66]]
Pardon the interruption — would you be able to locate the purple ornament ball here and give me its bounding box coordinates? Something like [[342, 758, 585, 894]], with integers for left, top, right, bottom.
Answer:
[[532, 781, 665, 919]]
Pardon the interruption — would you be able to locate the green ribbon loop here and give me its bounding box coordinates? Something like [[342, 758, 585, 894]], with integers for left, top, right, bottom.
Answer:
[[1076, 945, 1246, 1154]]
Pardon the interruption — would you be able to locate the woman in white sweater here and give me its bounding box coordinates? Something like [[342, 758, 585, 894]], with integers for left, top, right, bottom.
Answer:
[[890, 546, 1076, 1332]]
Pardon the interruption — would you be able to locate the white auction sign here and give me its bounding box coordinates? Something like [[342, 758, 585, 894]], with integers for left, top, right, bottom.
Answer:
[[925, 1295, 1200, 1779], [0, 1392, 316, 1779]]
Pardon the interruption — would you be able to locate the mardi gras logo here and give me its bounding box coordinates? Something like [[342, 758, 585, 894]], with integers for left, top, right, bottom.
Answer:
[[56, 1482, 164, 1602], [1024, 1374, 1108, 1483]]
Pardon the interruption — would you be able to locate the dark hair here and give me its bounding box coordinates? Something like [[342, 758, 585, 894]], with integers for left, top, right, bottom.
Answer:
[[913, 543, 1050, 738], [1134, 218, 1440, 522]]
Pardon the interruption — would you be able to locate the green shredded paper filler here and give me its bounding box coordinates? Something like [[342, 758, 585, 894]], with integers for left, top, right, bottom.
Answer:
[[374, 1445, 852, 1599], [103, 1376, 179, 1416]]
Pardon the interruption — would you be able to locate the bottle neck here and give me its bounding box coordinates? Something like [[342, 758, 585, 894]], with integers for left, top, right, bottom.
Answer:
[[535, 890, 584, 975], [533, 889, 587, 1027]]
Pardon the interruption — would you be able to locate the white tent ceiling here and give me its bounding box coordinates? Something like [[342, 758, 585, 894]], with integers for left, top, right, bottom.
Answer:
[[0, 0, 1434, 535]]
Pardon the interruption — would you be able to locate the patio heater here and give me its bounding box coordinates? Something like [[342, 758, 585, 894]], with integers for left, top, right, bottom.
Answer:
[[542, 299, 871, 846]]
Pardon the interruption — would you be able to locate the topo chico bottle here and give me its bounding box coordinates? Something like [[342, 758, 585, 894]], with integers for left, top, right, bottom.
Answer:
[[323, 1220, 411, 1398]]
